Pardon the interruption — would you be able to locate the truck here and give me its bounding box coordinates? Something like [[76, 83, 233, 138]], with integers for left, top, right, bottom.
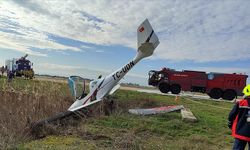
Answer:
[[148, 68, 248, 100], [5, 54, 34, 79]]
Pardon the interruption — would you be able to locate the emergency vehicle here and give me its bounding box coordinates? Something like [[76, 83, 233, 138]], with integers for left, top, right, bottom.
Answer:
[[148, 68, 248, 100]]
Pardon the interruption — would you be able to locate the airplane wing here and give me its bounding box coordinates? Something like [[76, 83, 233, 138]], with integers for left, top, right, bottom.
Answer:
[[70, 98, 103, 112], [69, 81, 120, 111], [68, 89, 103, 111]]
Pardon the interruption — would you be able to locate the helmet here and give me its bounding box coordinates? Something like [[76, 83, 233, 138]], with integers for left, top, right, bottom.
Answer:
[[243, 84, 250, 96]]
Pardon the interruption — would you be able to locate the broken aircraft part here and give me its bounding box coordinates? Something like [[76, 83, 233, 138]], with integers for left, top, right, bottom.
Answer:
[[128, 105, 184, 115]]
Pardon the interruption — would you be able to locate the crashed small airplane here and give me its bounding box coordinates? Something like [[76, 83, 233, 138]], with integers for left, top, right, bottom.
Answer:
[[32, 19, 160, 128]]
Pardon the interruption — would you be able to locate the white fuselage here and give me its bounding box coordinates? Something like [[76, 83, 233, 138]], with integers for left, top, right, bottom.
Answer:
[[94, 55, 142, 100]]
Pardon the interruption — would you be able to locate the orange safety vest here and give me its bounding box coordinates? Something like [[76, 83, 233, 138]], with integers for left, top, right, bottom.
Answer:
[[232, 99, 250, 141]]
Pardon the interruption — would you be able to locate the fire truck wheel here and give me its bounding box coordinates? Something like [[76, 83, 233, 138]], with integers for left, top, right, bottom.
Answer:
[[209, 88, 222, 99], [170, 84, 181, 94], [222, 90, 236, 100], [158, 82, 170, 93]]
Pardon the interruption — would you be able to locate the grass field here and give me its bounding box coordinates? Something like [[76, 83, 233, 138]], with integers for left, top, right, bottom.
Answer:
[[0, 77, 235, 149]]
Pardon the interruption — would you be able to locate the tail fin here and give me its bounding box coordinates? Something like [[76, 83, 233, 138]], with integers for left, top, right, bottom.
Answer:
[[136, 19, 159, 59]]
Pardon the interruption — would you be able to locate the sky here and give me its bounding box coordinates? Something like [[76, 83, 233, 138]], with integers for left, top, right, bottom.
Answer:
[[0, 0, 249, 86]]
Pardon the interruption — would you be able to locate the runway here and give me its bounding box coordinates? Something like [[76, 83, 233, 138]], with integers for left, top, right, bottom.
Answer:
[[136, 89, 235, 103]]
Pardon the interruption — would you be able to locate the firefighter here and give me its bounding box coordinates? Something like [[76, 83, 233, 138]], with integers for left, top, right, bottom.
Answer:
[[0, 66, 4, 77], [228, 84, 250, 150]]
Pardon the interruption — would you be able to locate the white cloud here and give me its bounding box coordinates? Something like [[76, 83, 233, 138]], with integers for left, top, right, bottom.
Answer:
[[36, 62, 116, 77], [0, 1, 82, 56], [0, 0, 250, 62], [37, 63, 82, 70], [81, 45, 93, 49], [95, 50, 104, 53]]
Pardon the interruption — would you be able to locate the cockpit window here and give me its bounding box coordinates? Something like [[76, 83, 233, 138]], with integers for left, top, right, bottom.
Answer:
[[159, 73, 164, 78], [208, 73, 214, 80], [91, 81, 97, 88], [148, 71, 154, 78]]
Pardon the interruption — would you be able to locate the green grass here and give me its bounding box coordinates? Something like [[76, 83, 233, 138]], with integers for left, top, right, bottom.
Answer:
[[22, 90, 234, 149], [19, 136, 98, 150], [0, 77, 234, 149]]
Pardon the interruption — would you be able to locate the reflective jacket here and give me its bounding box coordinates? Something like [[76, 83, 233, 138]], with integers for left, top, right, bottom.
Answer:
[[228, 97, 250, 141]]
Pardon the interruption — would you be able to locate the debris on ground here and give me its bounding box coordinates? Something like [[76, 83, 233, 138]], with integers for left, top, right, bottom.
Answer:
[[128, 105, 184, 115], [181, 108, 197, 122]]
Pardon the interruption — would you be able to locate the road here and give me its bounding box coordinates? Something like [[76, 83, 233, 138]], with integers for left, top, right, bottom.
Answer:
[[136, 89, 236, 103]]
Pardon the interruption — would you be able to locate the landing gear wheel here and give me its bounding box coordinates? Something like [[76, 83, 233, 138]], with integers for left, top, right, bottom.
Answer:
[[170, 84, 181, 94], [222, 90, 236, 100], [209, 89, 222, 99], [158, 82, 170, 93]]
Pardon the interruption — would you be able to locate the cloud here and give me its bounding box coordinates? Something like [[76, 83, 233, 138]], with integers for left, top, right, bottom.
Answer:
[[81, 45, 93, 49], [0, 0, 249, 62], [95, 50, 104, 53], [37, 63, 82, 70], [0, 2, 82, 56], [152, 1, 250, 62], [36, 63, 113, 77]]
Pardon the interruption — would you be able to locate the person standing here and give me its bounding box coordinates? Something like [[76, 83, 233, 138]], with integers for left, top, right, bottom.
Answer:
[[7, 71, 14, 82], [0, 66, 4, 77], [228, 84, 250, 150]]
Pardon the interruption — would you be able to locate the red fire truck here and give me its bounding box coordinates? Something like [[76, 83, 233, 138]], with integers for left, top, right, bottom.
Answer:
[[148, 68, 248, 100]]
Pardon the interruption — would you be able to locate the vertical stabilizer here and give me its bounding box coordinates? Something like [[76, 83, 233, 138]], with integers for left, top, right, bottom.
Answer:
[[136, 19, 159, 60]]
